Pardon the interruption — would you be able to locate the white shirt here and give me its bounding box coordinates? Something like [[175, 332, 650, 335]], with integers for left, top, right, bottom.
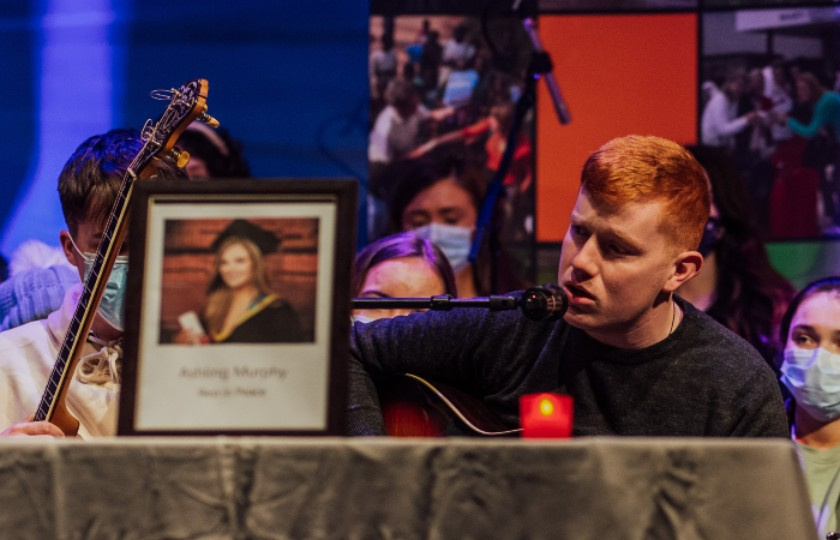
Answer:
[[0, 284, 119, 438], [442, 40, 476, 66], [763, 65, 793, 142], [368, 104, 430, 163], [701, 84, 749, 148]]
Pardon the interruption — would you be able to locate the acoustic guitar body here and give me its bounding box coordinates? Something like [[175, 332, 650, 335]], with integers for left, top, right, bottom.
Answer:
[[379, 373, 521, 438]]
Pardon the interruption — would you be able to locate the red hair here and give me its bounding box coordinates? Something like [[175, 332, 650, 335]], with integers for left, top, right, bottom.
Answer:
[[581, 135, 709, 251]]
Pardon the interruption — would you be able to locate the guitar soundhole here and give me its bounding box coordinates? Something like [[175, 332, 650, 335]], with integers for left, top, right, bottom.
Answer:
[[380, 376, 455, 437]]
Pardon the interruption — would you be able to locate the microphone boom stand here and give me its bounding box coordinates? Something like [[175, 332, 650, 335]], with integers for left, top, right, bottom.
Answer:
[[352, 294, 518, 312], [351, 285, 567, 321], [468, 40, 561, 290]]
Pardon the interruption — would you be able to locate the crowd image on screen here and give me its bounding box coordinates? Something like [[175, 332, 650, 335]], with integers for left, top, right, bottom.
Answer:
[[368, 15, 534, 259], [700, 58, 840, 239]]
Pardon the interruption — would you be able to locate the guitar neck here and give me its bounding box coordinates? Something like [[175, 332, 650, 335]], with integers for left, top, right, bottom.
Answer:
[[33, 171, 134, 425], [33, 78, 210, 434]]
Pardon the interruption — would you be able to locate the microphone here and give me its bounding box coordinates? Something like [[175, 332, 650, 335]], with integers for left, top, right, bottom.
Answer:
[[521, 17, 571, 125], [519, 284, 568, 321]]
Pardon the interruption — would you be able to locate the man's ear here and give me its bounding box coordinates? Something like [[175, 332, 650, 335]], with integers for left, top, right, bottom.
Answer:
[[663, 250, 703, 293], [58, 230, 80, 270]]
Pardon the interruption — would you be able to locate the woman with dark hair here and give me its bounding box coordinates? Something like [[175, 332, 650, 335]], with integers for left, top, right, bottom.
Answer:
[[777, 276, 840, 538], [386, 144, 526, 297], [352, 231, 456, 323], [679, 145, 795, 367]]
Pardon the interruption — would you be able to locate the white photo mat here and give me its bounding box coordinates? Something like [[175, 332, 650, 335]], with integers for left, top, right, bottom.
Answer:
[[134, 197, 337, 431]]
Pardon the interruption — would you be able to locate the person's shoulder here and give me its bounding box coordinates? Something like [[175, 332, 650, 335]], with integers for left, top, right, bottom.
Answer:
[[266, 297, 293, 310], [678, 297, 769, 370], [680, 299, 747, 343], [0, 265, 78, 331], [0, 315, 53, 357], [825, 91, 840, 108], [263, 296, 300, 320], [373, 105, 397, 124]]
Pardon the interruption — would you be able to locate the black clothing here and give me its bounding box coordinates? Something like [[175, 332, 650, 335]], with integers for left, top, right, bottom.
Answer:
[[216, 298, 309, 343], [348, 296, 789, 438]]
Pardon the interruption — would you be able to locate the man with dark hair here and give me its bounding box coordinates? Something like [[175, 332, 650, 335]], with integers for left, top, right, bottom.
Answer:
[[0, 128, 186, 438], [347, 134, 789, 438]]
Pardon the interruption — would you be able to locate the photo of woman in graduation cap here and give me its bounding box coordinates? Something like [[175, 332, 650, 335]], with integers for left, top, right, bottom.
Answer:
[[177, 219, 306, 344]]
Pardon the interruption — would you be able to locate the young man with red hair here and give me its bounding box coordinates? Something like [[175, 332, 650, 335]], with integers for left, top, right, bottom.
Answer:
[[347, 134, 788, 438]]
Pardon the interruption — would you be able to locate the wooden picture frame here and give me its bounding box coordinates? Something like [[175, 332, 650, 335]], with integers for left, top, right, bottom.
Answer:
[[118, 178, 357, 436]]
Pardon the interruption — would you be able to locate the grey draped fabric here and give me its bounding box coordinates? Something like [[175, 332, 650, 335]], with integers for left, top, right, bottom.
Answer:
[[0, 437, 817, 539]]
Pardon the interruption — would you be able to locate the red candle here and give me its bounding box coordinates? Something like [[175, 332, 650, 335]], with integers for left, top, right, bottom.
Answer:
[[519, 393, 573, 438]]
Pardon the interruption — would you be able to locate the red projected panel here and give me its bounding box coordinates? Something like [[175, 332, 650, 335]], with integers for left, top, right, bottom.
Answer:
[[536, 13, 698, 243]]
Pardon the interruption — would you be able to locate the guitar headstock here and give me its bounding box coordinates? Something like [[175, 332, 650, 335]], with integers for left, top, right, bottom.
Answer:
[[132, 78, 216, 178], [35, 78, 217, 433]]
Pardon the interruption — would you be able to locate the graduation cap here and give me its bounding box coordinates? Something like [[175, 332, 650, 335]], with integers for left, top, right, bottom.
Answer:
[[211, 219, 280, 254]]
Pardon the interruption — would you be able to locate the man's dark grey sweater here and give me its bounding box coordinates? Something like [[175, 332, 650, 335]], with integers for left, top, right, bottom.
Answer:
[[347, 296, 789, 438]]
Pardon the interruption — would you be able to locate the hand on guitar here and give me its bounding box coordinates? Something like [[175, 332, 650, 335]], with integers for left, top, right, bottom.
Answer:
[[1, 418, 65, 438]]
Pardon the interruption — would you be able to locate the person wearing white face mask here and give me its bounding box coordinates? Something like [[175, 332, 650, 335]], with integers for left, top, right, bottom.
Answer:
[[0, 129, 186, 438], [778, 276, 840, 538], [386, 146, 527, 298]]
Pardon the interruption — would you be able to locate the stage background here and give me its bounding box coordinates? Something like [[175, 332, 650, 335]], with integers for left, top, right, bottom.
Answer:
[[0, 0, 370, 258], [0, 1, 837, 290]]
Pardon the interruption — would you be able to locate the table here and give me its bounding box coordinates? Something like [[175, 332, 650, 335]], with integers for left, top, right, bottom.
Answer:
[[0, 436, 817, 539]]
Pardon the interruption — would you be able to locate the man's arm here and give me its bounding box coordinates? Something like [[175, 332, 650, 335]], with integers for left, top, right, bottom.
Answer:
[[787, 94, 838, 138], [346, 307, 549, 435], [346, 309, 499, 436], [346, 353, 386, 436], [349, 309, 499, 386], [728, 368, 789, 438]]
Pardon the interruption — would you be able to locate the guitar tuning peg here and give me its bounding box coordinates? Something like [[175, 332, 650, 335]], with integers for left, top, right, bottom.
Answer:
[[200, 112, 220, 128], [171, 148, 191, 169]]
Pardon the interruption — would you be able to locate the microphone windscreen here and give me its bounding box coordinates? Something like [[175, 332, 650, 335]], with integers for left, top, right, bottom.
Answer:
[[520, 284, 568, 321]]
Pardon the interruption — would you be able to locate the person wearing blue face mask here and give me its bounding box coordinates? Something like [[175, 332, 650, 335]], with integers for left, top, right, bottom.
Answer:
[[779, 276, 840, 538], [67, 237, 129, 333], [0, 128, 186, 438], [387, 146, 527, 298]]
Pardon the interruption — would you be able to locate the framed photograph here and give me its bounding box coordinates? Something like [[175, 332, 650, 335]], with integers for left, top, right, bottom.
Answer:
[[118, 178, 357, 436]]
